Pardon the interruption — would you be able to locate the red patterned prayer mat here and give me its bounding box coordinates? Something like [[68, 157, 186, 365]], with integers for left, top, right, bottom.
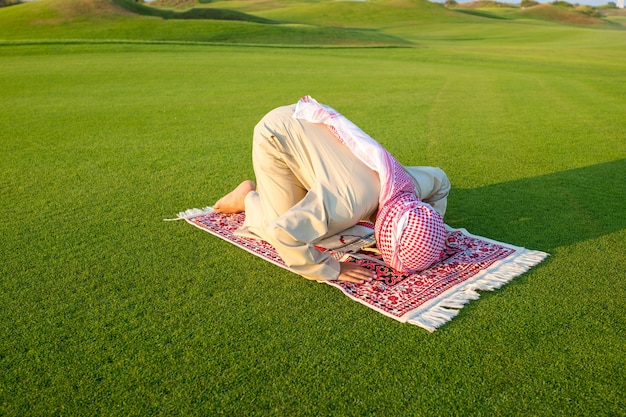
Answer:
[[173, 208, 548, 332]]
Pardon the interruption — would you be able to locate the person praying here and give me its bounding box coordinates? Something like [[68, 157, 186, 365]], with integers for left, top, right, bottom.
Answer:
[[214, 96, 450, 284]]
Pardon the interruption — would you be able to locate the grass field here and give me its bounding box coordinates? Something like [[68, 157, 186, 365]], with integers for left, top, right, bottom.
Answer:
[[1, 0, 625, 415]]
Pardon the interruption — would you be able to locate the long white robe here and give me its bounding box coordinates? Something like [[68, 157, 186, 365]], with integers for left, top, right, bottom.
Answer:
[[238, 104, 450, 281]]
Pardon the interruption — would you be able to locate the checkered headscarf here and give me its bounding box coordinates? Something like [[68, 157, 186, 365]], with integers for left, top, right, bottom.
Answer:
[[294, 96, 446, 273]]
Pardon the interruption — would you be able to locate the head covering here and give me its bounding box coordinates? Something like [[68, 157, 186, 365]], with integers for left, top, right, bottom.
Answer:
[[373, 159, 446, 272], [293, 96, 446, 273]]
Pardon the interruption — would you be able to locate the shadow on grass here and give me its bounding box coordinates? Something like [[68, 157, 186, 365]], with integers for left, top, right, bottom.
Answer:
[[112, 0, 276, 23], [453, 9, 513, 20], [446, 158, 625, 251]]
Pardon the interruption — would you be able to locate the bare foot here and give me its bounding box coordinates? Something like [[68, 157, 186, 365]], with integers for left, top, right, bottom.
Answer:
[[214, 180, 256, 213]]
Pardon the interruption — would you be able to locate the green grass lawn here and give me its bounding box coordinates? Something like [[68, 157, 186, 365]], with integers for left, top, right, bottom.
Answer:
[[1, 0, 625, 415]]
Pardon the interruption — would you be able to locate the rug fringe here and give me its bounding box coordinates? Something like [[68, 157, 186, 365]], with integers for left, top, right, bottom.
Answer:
[[407, 248, 549, 332], [164, 206, 214, 221]]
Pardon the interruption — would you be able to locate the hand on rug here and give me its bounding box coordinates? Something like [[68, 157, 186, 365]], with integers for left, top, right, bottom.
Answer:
[[339, 261, 376, 284]]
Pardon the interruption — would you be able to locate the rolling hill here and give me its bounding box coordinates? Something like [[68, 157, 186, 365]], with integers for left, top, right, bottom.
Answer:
[[518, 3, 616, 26], [0, 0, 622, 46], [249, 0, 470, 28], [0, 0, 416, 46]]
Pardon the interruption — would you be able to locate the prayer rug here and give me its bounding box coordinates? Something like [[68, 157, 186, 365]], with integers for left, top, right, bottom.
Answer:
[[172, 207, 548, 332]]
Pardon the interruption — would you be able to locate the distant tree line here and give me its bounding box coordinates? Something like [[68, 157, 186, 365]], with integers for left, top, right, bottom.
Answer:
[[443, 0, 619, 9], [0, 0, 21, 7]]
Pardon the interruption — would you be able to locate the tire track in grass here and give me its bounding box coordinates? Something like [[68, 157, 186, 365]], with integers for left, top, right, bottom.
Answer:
[[532, 74, 626, 170], [424, 70, 517, 187]]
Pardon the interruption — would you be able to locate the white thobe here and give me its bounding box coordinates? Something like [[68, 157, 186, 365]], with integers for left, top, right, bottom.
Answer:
[[238, 105, 450, 281]]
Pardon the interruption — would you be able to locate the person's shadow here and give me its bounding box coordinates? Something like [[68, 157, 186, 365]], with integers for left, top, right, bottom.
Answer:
[[445, 159, 626, 252]]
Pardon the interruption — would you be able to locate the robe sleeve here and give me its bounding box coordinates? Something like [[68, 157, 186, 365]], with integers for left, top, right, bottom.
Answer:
[[238, 185, 342, 281]]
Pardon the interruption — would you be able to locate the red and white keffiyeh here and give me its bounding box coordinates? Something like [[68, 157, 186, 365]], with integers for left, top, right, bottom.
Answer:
[[293, 96, 446, 273]]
